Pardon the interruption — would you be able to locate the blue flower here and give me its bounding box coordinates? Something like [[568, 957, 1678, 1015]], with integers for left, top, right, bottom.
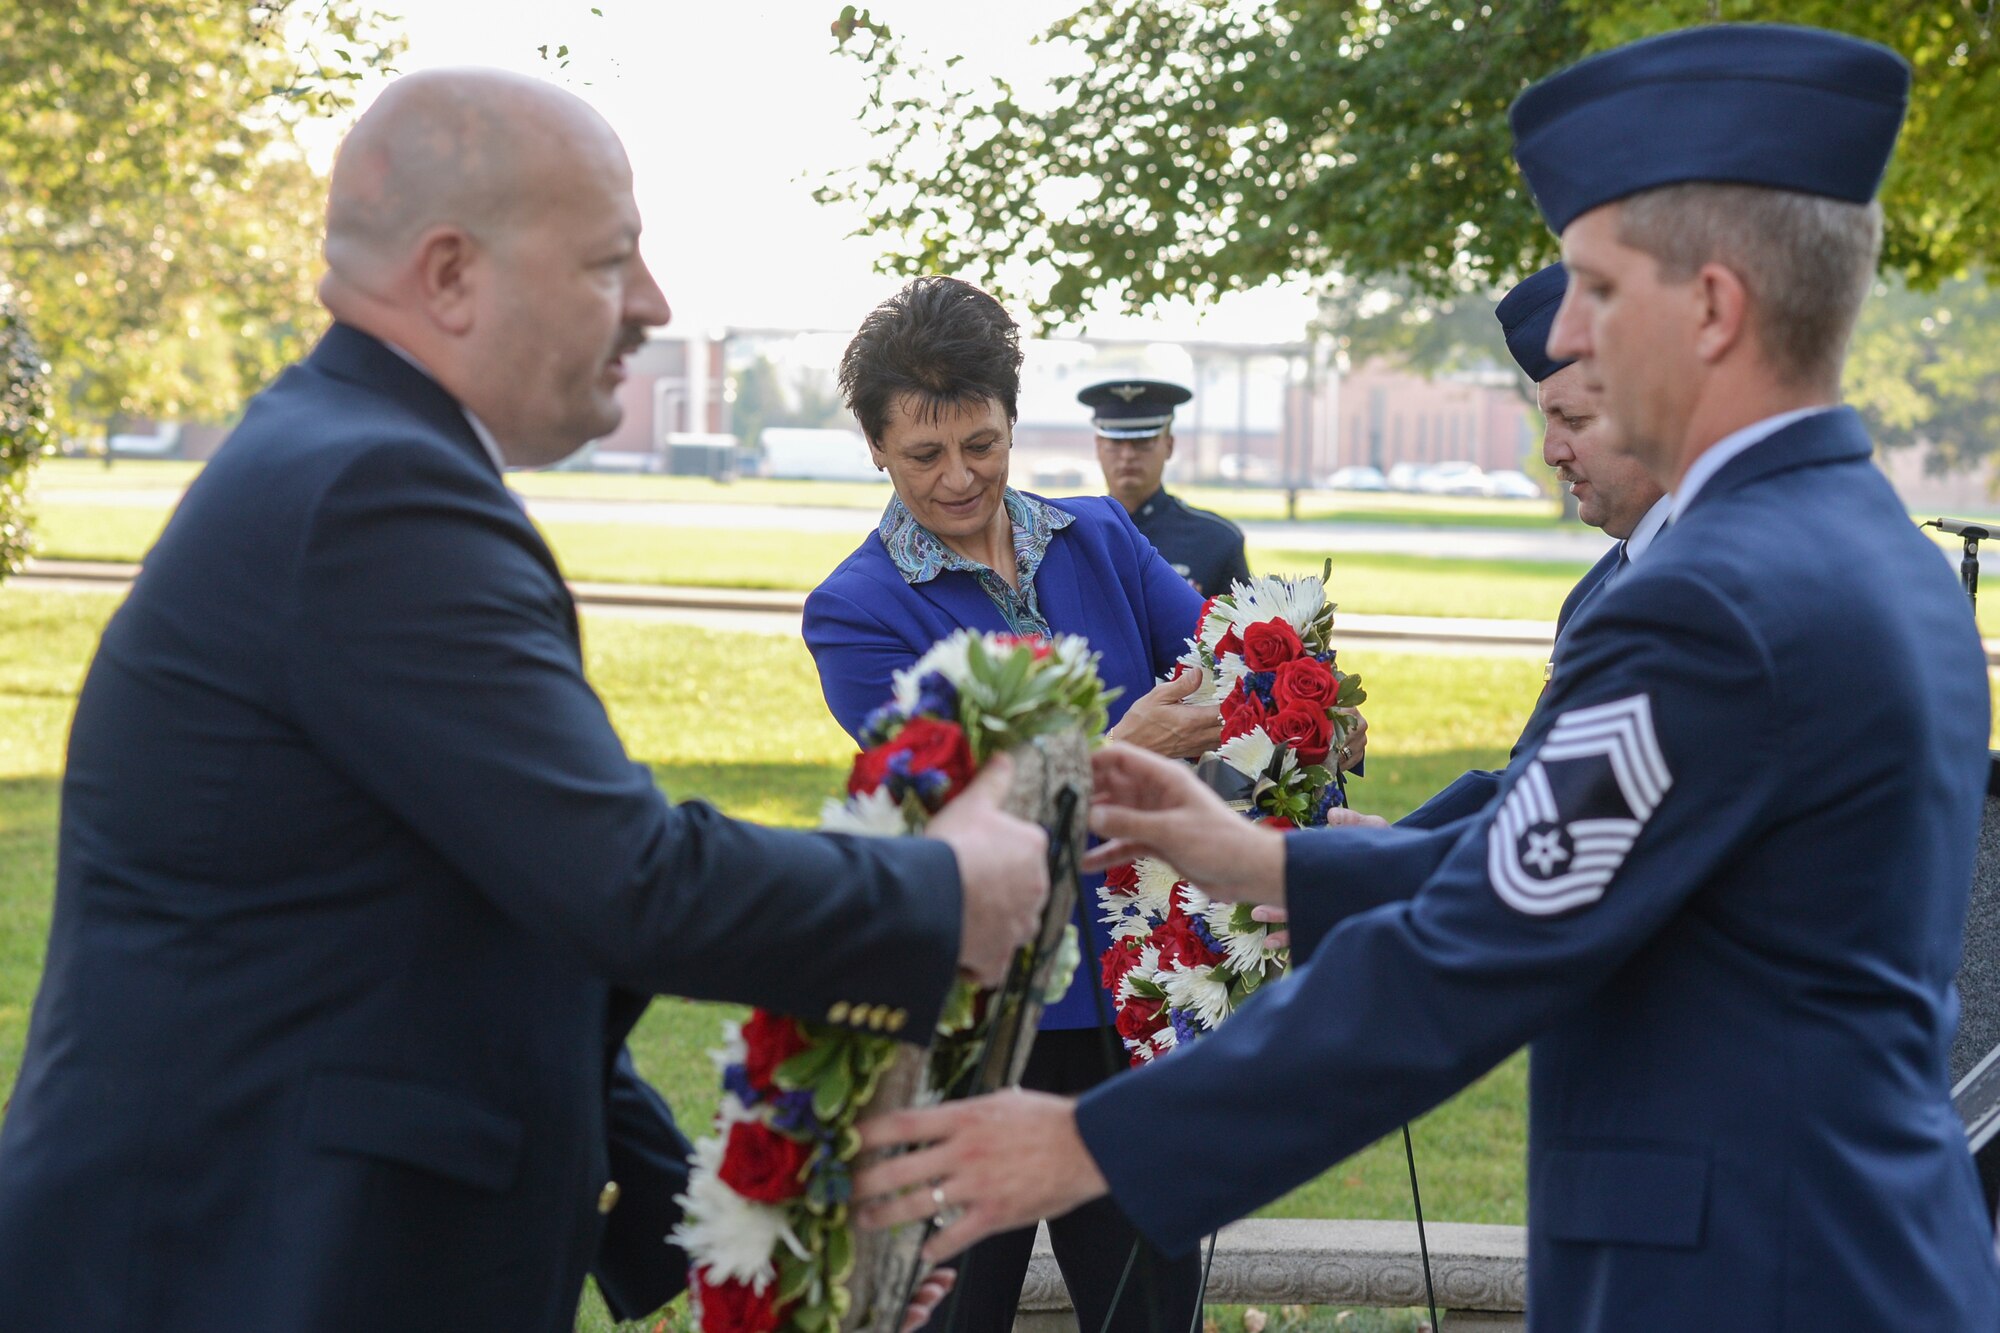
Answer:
[[767, 1088, 823, 1137], [1245, 669, 1277, 707], [860, 702, 906, 746], [914, 671, 959, 720], [1169, 1008, 1202, 1045], [721, 1063, 758, 1107], [1188, 914, 1222, 953]]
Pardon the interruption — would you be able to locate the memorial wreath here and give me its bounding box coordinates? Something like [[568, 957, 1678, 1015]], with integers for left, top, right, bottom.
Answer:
[[674, 630, 1110, 1333], [1098, 566, 1365, 1065]]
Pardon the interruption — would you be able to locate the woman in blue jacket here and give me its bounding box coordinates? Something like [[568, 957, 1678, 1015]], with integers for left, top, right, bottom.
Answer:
[[803, 277, 1216, 1333]]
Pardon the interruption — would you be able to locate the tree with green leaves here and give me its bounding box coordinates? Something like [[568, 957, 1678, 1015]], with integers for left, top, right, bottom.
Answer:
[[0, 1, 401, 447], [0, 288, 51, 576], [823, 1, 2000, 316]]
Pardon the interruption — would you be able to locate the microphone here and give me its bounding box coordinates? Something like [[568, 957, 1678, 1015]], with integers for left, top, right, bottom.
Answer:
[[1928, 517, 1998, 541]]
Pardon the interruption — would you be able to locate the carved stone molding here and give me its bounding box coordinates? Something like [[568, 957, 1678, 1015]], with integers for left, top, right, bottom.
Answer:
[[1017, 1218, 1527, 1317]]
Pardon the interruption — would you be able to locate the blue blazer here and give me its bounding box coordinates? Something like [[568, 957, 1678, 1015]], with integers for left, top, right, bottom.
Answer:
[[805, 495, 1204, 1028], [1077, 409, 2000, 1330], [1398, 543, 1624, 830], [0, 325, 964, 1332]]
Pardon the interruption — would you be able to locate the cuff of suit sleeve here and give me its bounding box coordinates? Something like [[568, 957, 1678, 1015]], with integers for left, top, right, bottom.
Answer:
[[1073, 1070, 1203, 1259], [877, 836, 964, 1041]]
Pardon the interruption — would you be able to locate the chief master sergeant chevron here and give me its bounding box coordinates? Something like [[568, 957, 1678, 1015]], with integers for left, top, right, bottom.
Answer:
[[850, 24, 2000, 1331]]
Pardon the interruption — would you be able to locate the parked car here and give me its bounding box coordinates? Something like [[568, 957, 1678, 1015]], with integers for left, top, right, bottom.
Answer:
[[1385, 462, 1428, 492], [1485, 469, 1545, 500], [1325, 465, 1387, 492], [1416, 461, 1491, 496]]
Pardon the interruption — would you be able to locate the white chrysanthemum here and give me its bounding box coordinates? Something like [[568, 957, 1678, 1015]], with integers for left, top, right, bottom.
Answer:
[[1161, 963, 1233, 1030], [1175, 881, 1211, 915], [818, 786, 909, 838], [1225, 574, 1326, 632], [1132, 857, 1184, 919], [1213, 652, 1251, 701], [1147, 1024, 1178, 1058], [1116, 944, 1164, 1005], [1216, 727, 1277, 780], [1198, 598, 1236, 650], [707, 1025, 748, 1077], [1171, 647, 1225, 706], [1099, 895, 1155, 941], [671, 1133, 803, 1290], [892, 631, 975, 710], [1204, 901, 1270, 974]]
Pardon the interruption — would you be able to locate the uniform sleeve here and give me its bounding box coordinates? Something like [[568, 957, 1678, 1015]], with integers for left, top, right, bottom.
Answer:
[[1221, 528, 1252, 586], [1101, 498, 1205, 674], [285, 443, 961, 1032], [802, 577, 925, 742], [1075, 568, 1784, 1256], [1396, 770, 1504, 831], [592, 1046, 694, 1320]]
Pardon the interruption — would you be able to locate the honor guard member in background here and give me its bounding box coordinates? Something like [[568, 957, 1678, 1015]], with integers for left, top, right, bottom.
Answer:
[[853, 25, 2000, 1332], [1399, 263, 1671, 830], [1081, 378, 1251, 595]]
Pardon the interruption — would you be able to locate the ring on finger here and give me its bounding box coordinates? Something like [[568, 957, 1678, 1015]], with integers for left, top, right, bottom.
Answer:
[[930, 1182, 948, 1227]]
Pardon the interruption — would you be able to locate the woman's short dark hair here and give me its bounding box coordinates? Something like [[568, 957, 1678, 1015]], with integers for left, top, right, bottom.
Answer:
[[838, 277, 1022, 444]]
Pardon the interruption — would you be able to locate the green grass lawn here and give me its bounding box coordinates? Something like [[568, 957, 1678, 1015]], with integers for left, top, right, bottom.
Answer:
[[0, 583, 1542, 1330]]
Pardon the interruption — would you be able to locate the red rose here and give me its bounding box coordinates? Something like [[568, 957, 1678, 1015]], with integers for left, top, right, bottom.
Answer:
[[740, 1010, 808, 1094], [694, 1270, 785, 1333], [1220, 690, 1269, 743], [996, 634, 1054, 661], [1101, 936, 1144, 993], [1241, 619, 1304, 671], [717, 1120, 813, 1204], [1266, 702, 1334, 765], [1152, 909, 1221, 970], [1115, 999, 1166, 1044], [1271, 656, 1337, 711], [845, 716, 975, 801], [1260, 815, 1297, 830], [1103, 861, 1141, 895], [1214, 627, 1244, 661]]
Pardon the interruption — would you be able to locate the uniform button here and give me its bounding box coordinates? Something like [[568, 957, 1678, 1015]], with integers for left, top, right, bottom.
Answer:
[[859, 1004, 881, 1030], [598, 1181, 621, 1215], [885, 1009, 907, 1033], [828, 1001, 850, 1024]]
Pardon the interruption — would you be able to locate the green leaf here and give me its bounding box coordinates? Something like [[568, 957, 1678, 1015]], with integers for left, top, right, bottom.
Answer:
[[774, 1039, 839, 1090], [812, 1056, 855, 1120]]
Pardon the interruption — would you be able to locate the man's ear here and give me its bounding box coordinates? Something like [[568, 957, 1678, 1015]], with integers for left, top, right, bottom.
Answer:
[[1162, 431, 1175, 461], [411, 224, 480, 335], [1692, 261, 1751, 368]]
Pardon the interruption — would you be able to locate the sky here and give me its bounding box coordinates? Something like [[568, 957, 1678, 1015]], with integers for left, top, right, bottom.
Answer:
[[322, 0, 1323, 344]]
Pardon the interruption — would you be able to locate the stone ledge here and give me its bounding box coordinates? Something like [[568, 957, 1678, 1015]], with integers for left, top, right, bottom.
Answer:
[[1017, 1219, 1525, 1328]]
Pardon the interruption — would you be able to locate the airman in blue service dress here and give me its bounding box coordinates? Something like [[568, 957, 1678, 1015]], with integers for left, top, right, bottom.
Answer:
[[1071, 25, 2000, 1331], [1401, 263, 1670, 831], [1082, 378, 1251, 596]]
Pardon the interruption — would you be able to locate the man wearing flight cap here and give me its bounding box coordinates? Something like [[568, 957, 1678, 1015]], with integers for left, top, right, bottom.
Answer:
[[851, 25, 2000, 1330], [1400, 262, 1671, 829], [1079, 378, 1250, 596]]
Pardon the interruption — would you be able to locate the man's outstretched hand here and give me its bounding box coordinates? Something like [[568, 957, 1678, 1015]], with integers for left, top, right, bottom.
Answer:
[[852, 1090, 1107, 1263], [927, 755, 1050, 986], [1083, 743, 1288, 905]]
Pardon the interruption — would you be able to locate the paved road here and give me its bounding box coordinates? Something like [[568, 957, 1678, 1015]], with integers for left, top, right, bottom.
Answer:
[[37, 487, 1616, 564]]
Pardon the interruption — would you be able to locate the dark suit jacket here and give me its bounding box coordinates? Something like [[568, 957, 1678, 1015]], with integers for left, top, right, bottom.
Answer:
[[0, 325, 962, 1332], [1397, 542, 1624, 830], [1079, 410, 2000, 1329]]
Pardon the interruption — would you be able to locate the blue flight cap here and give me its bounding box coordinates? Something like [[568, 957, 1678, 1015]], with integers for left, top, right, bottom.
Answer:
[[1496, 263, 1573, 383], [1510, 24, 1910, 235], [1079, 379, 1193, 439]]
